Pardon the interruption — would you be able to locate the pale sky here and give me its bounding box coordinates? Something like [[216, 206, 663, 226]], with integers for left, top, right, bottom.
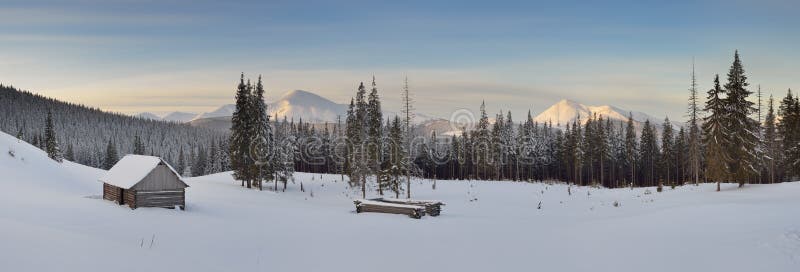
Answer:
[[1, 0, 798, 121]]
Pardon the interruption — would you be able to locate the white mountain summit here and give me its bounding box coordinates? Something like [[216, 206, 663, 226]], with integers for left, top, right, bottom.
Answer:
[[268, 90, 347, 123], [533, 99, 659, 127]]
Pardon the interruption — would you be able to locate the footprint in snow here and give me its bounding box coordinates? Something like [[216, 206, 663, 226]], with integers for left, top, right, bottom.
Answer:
[[763, 228, 800, 263]]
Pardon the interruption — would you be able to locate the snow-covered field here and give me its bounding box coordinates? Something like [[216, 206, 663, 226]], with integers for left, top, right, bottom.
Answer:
[[2, 131, 799, 272]]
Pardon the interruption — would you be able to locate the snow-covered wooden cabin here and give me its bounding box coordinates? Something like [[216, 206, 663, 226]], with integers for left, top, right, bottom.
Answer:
[[100, 155, 188, 210]]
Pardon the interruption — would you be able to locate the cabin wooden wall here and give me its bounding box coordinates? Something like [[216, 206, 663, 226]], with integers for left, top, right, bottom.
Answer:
[[124, 189, 136, 209], [135, 190, 185, 209], [103, 183, 137, 208], [103, 183, 121, 202]]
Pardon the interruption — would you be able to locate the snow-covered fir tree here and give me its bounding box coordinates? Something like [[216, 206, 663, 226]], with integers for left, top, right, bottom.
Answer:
[[250, 76, 274, 190], [44, 110, 63, 162], [703, 75, 731, 191], [722, 51, 759, 187], [366, 76, 384, 194], [229, 74, 255, 188], [660, 117, 675, 187], [763, 95, 779, 183], [133, 134, 145, 155], [103, 140, 119, 170]]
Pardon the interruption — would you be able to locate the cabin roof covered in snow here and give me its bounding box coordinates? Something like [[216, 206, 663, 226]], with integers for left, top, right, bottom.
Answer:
[[99, 155, 187, 189]]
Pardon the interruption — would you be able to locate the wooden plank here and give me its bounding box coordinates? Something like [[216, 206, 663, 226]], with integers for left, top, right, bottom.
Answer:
[[370, 198, 444, 216], [135, 190, 185, 209]]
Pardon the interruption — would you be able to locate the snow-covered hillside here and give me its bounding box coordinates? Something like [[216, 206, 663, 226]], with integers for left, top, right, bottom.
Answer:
[[1, 130, 799, 272], [534, 99, 659, 126]]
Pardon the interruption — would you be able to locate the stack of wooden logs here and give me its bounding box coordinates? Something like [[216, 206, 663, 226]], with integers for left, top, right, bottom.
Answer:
[[372, 198, 444, 216], [353, 198, 445, 219]]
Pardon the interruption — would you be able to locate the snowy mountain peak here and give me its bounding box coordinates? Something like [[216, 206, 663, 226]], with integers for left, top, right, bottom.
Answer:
[[534, 99, 658, 126], [136, 112, 160, 120], [269, 90, 347, 122], [279, 89, 328, 102], [162, 111, 197, 123], [184, 89, 437, 127], [193, 104, 236, 120]]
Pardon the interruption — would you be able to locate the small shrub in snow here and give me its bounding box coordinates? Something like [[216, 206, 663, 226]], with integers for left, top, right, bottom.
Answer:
[[644, 189, 652, 195]]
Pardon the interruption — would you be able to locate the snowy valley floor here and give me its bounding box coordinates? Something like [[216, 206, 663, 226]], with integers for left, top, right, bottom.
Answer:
[[2, 133, 800, 271]]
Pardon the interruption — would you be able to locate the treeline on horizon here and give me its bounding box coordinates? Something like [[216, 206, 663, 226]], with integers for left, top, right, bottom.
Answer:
[[225, 51, 800, 197], [2, 50, 799, 194]]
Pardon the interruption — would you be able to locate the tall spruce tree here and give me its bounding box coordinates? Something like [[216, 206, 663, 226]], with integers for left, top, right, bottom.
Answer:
[[344, 99, 356, 179], [660, 117, 675, 187], [475, 101, 491, 180], [778, 89, 800, 179], [674, 127, 687, 185], [763, 95, 779, 183], [491, 112, 505, 180], [385, 116, 406, 198], [624, 113, 637, 187], [251, 76, 274, 190], [687, 60, 702, 185], [348, 82, 370, 198], [366, 76, 384, 194], [639, 120, 659, 187], [596, 115, 608, 187], [230, 74, 254, 188], [703, 75, 731, 191], [723, 51, 759, 187], [275, 116, 295, 191]]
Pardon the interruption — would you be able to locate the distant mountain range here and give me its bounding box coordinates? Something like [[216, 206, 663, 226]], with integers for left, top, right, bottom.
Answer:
[[136, 90, 439, 130], [136, 92, 663, 133]]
